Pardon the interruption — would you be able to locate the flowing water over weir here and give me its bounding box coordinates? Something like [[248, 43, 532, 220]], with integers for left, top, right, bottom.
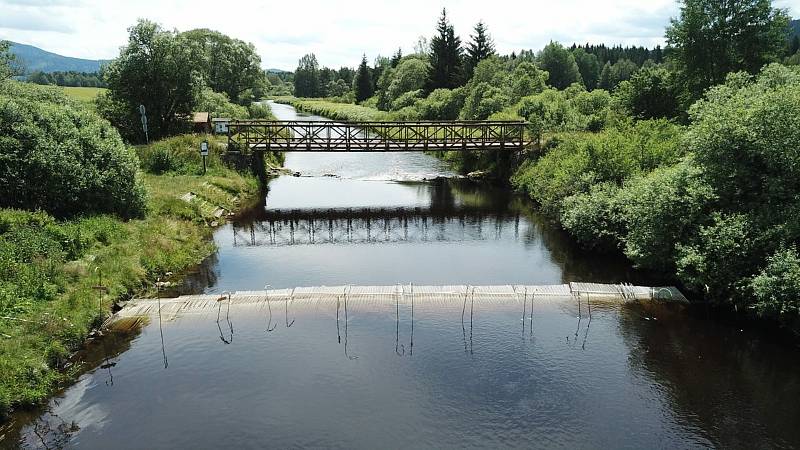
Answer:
[[5, 102, 800, 449]]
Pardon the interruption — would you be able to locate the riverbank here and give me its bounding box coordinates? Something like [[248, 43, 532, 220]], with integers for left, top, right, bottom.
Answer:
[[0, 134, 278, 419]]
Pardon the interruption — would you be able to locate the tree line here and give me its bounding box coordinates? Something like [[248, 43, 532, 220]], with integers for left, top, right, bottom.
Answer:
[[98, 21, 271, 142], [26, 70, 106, 87]]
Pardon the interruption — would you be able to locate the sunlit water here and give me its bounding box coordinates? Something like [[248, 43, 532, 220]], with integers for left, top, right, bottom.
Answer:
[[5, 103, 800, 449]]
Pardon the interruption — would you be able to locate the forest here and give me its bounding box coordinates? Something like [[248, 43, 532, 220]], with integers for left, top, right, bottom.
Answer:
[[282, 2, 800, 332]]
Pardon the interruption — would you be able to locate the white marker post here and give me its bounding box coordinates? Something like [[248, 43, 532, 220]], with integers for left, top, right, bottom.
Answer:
[[139, 104, 149, 144], [200, 140, 209, 175]]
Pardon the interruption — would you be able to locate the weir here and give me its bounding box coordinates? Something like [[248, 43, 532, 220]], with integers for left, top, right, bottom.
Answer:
[[110, 283, 687, 324]]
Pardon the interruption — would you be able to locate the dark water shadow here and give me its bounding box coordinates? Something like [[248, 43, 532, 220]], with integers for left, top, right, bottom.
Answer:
[[617, 301, 800, 448]]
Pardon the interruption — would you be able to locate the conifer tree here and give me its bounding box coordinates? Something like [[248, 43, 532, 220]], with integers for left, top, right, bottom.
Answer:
[[465, 21, 495, 80], [427, 9, 464, 91], [598, 62, 613, 90], [354, 54, 374, 103], [390, 48, 403, 68]]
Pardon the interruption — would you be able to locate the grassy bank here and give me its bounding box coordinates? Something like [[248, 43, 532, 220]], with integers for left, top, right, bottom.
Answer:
[[61, 86, 107, 105], [274, 97, 390, 121], [0, 134, 275, 418]]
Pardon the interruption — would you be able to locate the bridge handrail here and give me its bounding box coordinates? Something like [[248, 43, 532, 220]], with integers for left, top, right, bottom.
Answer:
[[228, 119, 528, 123]]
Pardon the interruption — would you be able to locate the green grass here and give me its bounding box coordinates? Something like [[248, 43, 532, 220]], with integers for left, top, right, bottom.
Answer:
[[0, 134, 265, 419], [276, 97, 390, 121], [61, 86, 107, 104]]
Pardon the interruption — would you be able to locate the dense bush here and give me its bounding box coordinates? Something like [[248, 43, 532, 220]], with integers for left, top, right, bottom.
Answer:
[[614, 66, 681, 119], [196, 87, 248, 119], [511, 119, 684, 215], [0, 81, 147, 219], [750, 248, 800, 323], [414, 88, 465, 120]]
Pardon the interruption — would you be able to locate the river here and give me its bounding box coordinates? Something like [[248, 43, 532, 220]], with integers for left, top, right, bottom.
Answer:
[[4, 101, 800, 449]]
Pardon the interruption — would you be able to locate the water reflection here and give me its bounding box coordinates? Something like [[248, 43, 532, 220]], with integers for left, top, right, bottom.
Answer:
[[215, 294, 234, 345]]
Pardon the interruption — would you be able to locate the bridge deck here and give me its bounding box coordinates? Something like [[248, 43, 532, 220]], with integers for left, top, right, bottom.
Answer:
[[228, 120, 529, 153]]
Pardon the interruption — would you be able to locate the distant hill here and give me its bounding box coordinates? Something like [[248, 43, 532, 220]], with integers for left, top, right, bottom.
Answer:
[[8, 41, 108, 74], [266, 68, 291, 74], [791, 19, 799, 38]]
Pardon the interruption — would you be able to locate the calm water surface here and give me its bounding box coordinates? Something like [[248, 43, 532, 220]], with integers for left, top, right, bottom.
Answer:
[[4, 102, 800, 449]]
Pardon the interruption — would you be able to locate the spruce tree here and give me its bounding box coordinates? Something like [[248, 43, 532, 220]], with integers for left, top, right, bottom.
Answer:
[[426, 8, 464, 91], [354, 54, 374, 103], [390, 48, 403, 68], [465, 21, 496, 80]]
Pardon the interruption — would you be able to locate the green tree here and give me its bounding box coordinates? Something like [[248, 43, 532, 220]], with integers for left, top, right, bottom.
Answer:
[[294, 53, 321, 98], [354, 55, 374, 103], [460, 82, 510, 120], [180, 29, 265, 104], [538, 41, 583, 90], [327, 78, 350, 97], [615, 66, 680, 119], [509, 61, 548, 98], [665, 0, 790, 98], [386, 57, 429, 107], [0, 41, 16, 80], [598, 62, 613, 90], [687, 64, 800, 214], [749, 247, 800, 323], [465, 21, 496, 80], [427, 9, 464, 91], [573, 48, 601, 90], [610, 59, 638, 86], [101, 20, 203, 142]]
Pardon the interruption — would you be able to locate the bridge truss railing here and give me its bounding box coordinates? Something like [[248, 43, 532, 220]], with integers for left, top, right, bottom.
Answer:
[[227, 120, 526, 152]]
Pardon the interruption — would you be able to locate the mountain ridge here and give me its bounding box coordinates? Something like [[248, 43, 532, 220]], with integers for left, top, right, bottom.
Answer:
[[8, 41, 108, 74]]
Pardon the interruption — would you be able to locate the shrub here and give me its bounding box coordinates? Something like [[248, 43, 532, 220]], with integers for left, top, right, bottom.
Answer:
[[749, 247, 800, 322], [676, 213, 757, 298], [561, 182, 627, 251], [196, 87, 248, 119], [618, 159, 715, 271], [461, 82, 511, 120], [512, 120, 684, 216], [0, 81, 147, 219], [687, 64, 800, 213], [415, 88, 465, 120]]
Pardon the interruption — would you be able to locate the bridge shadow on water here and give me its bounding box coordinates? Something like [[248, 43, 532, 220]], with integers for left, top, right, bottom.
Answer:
[[226, 178, 663, 287]]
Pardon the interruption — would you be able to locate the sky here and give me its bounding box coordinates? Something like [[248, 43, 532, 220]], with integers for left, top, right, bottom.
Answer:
[[1, 0, 799, 71]]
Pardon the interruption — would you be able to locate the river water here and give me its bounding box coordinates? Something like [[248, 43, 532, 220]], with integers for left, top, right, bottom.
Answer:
[[4, 102, 800, 449]]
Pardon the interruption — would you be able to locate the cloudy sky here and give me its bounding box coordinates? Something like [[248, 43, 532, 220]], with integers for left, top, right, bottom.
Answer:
[[1, 0, 799, 70]]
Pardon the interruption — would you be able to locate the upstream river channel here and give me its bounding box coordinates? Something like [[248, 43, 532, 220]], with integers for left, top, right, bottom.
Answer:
[[3, 101, 800, 449]]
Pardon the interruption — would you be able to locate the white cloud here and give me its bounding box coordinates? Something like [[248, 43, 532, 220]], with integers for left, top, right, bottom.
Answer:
[[0, 0, 798, 70]]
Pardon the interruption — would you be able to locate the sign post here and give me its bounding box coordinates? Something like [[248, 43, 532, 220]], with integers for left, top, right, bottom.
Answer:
[[139, 104, 149, 144], [200, 140, 209, 175]]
